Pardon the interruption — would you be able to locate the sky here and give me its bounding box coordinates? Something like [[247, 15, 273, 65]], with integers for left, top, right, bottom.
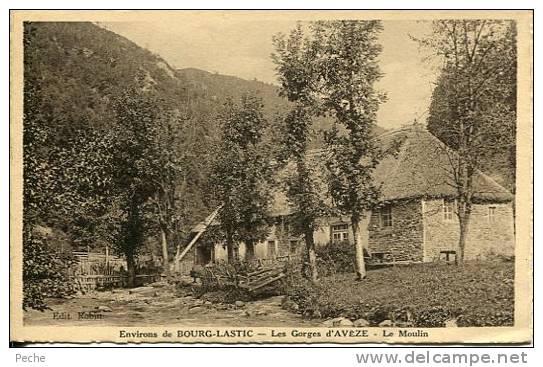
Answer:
[[103, 19, 439, 131]]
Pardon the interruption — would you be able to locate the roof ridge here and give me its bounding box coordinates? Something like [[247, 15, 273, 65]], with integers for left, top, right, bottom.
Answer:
[[473, 166, 514, 196], [375, 124, 422, 136], [416, 130, 513, 194], [419, 130, 513, 198]]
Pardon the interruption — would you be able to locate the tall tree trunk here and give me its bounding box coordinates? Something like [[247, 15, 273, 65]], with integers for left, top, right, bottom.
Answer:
[[303, 225, 318, 282], [160, 226, 169, 274], [457, 202, 472, 263], [126, 251, 136, 288], [351, 216, 366, 280], [125, 200, 141, 288], [456, 147, 473, 264], [245, 239, 255, 261], [226, 228, 236, 263]]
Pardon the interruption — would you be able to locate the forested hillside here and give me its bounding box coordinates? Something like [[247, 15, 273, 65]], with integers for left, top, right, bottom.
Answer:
[[25, 22, 192, 141], [26, 21, 382, 161], [24, 21, 218, 245], [177, 68, 387, 145], [177, 68, 287, 118]]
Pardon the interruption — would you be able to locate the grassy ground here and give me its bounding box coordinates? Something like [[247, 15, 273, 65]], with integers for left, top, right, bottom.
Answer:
[[285, 260, 514, 327]]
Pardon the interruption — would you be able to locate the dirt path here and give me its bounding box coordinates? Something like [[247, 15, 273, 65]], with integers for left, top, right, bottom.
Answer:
[[24, 285, 319, 327]]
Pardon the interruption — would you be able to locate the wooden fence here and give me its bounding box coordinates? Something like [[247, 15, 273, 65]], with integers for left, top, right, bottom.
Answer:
[[70, 251, 161, 292], [72, 274, 162, 293]]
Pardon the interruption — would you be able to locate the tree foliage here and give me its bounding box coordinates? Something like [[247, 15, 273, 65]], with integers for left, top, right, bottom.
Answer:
[[311, 20, 386, 280], [23, 23, 79, 309], [273, 21, 386, 280], [107, 86, 166, 285], [21, 22, 220, 305], [209, 94, 274, 262], [272, 24, 332, 281]]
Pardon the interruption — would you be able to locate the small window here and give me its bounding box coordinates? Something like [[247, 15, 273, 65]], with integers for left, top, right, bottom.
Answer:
[[267, 240, 277, 258], [380, 206, 393, 228], [488, 206, 496, 222], [443, 200, 455, 222], [331, 224, 349, 243]]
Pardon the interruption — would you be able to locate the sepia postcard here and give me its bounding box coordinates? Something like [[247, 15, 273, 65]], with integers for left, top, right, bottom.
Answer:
[[9, 10, 533, 344]]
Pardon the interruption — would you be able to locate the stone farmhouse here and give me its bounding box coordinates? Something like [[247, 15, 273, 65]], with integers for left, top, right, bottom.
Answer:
[[192, 124, 515, 267]]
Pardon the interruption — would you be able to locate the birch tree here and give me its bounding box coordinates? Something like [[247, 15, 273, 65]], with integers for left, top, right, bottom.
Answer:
[[419, 20, 517, 262]]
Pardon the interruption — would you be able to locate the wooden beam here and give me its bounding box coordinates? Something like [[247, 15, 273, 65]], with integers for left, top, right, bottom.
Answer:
[[173, 205, 222, 267], [247, 273, 285, 292]]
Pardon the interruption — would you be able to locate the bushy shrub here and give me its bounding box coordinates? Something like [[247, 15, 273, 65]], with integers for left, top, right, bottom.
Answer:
[[23, 229, 76, 310], [191, 260, 270, 303], [283, 261, 514, 327], [315, 241, 356, 277], [280, 263, 318, 311]]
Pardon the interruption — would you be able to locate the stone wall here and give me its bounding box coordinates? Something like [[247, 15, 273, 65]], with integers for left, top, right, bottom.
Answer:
[[212, 240, 267, 261], [207, 198, 515, 264], [368, 199, 424, 262], [211, 225, 282, 262], [209, 214, 373, 262], [274, 219, 300, 256], [422, 199, 515, 261]]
